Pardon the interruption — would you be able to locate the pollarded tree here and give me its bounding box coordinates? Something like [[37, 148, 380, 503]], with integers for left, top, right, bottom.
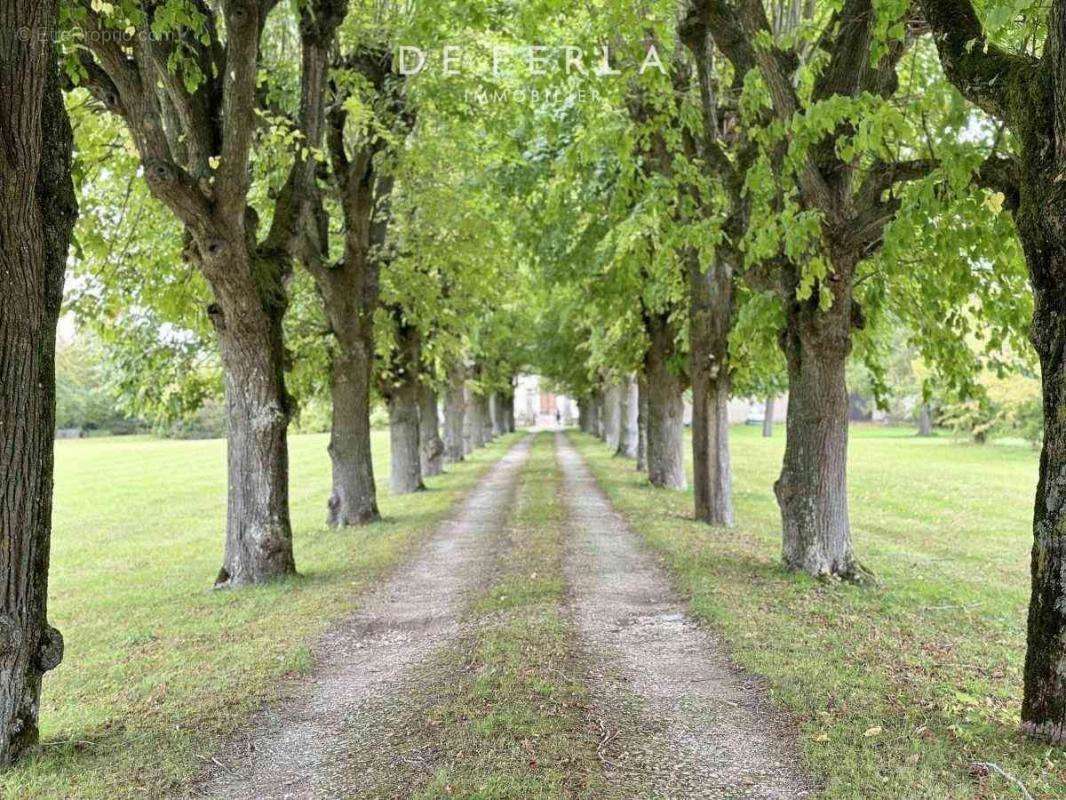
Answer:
[[916, 0, 1066, 742], [0, 0, 78, 765], [689, 0, 977, 578], [66, 0, 348, 586], [300, 42, 413, 522]]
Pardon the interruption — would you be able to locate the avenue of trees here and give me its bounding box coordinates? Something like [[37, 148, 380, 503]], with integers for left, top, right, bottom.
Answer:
[[2, 0, 1065, 769]]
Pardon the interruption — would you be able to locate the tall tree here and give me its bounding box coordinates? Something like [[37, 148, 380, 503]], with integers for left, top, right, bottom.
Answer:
[[918, 0, 1066, 742], [68, 0, 347, 585], [692, 0, 950, 577], [305, 43, 411, 524], [0, 0, 77, 765]]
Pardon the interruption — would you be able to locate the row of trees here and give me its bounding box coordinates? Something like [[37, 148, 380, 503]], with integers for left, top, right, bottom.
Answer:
[[3, 0, 1066, 772], [1, 0, 536, 765], [506, 0, 1061, 743]]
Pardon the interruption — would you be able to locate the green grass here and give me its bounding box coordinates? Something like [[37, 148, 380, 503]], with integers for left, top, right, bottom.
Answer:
[[380, 433, 609, 799], [1, 430, 521, 800], [572, 425, 1063, 800]]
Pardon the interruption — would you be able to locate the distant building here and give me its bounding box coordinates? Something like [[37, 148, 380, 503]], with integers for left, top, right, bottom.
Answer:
[[514, 374, 576, 428]]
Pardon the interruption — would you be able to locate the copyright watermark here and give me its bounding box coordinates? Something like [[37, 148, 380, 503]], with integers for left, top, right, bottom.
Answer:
[[11, 26, 175, 45]]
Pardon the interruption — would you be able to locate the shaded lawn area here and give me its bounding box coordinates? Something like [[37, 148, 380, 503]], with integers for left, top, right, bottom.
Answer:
[[2, 430, 520, 800], [572, 425, 1063, 800]]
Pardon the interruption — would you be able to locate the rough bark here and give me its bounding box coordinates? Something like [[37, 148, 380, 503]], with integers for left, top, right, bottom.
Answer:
[[1025, 293, 1066, 741], [774, 271, 858, 579], [384, 321, 425, 495], [616, 375, 639, 458], [644, 316, 686, 489], [689, 250, 735, 525], [578, 399, 591, 433], [212, 278, 296, 587], [0, 22, 76, 765], [916, 403, 933, 437], [419, 386, 445, 478], [442, 364, 466, 463], [326, 336, 379, 525], [636, 376, 649, 472], [763, 397, 775, 438]]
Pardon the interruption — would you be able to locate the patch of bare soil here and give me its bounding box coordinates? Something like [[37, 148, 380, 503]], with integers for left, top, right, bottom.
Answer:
[[557, 433, 815, 800], [188, 437, 532, 800]]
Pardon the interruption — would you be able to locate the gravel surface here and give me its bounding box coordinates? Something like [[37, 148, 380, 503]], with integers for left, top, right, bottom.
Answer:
[[189, 437, 532, 800], [557, 432, 815, 800]]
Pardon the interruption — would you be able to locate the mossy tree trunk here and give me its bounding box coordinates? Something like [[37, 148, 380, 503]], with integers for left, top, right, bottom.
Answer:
[[918, 0, 1066, 740]]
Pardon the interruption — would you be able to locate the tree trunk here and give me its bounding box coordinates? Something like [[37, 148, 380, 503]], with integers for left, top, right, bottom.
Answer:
[[500, 388, 516, 433], [388, 392, 424, 493], [212, 280, 297, 587], [443, 365, 465, 463], [636, 376, 648, 471], [689, 251, 734, 525], [602, 382, 623, 450], [325, 335, 380, 526], [479, 393, 494, 445], [773, 275, 858, 579], [917, 403, 933, 437], [616, 374, 639, 458], [419, 386, 445, 478], [578, 399, 590, 433], [692, 374, 733, 524], [464, 387, 483, 450], [591, 389, 604, 438], [386, 324, 425, 495], [763, 397, 775, 438], [1018, 166, 1066, 741], [644, 316, 686, 489], [0, 35, 76, 766], [1022, 305, 1066, 738], [490, 392, 505, 437]]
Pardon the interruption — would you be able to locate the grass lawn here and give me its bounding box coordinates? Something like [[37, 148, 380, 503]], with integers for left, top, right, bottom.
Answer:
[[573, 424, 1063, 800], [1, 430, 520, 800]]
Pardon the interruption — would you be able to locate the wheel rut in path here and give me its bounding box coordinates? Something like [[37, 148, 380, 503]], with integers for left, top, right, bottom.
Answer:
[[191, 437, 533, 800], [557, 432, 814, 799]]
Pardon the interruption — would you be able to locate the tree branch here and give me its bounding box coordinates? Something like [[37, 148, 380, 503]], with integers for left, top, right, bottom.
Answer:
[[854, 158, 937, 211], [215, 0, 265, 218], [977, 152, 1021, 210], [916, 0, 1038, 124], [262, 0, 349, 255]]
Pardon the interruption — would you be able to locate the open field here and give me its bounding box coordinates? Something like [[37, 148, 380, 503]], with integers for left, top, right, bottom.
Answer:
[[1, 431, 521, 800], [573, 425, 1061, 799], [6, 424, 1062, 799]]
